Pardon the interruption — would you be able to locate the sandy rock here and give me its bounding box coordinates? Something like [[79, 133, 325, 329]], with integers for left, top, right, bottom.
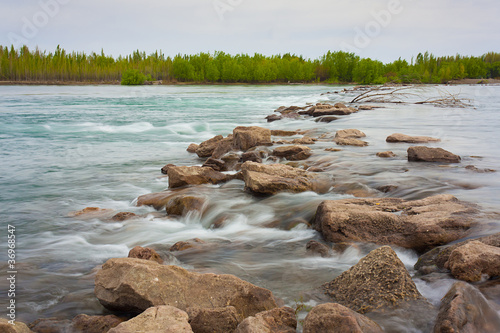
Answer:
[[234, 307, 296, 333], [241, 161, 332, 195], [111, 212, 137, 221], [407, 146, 461, 163], [433, 282, 500, 333], [195, 135, 224, 158], [211, 136, 234, 159], [95, 258, 278, 316], [232, 126, 272, 151], [169, 238, 206, 252], [187, 143, 199, 153], [306, 240, 331, 258], [270, 130, 300, 137], [445, 240, 500, 282], [187, 307, 242, 333], [241, 151, 262, 163], [167, 166, 228, 188], [108, 306, 193, 333], [313, 194, 477, 252], [376, 151, 396, 158], [322, 246, 430, 313], [68, 207, 115, 220], [128, 246, 163, 264], [0, 319, 32, 333], [335, 129, 366, 138], [303, 303, 383, 333], [272, 145, 312, 161], [386, 133, 440, 143], [166, 195, 206, 216], [71, 314, 125, 333], [161, 163, 176, 174]]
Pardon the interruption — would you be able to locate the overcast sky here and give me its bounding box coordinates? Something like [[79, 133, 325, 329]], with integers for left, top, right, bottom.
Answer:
[[1, 0, 499, 63]]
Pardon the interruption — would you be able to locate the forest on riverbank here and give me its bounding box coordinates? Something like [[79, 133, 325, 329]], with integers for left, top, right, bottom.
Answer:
[[1, 45, 499, 85]]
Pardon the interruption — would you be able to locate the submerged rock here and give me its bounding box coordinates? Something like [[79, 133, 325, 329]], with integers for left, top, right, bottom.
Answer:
[[165, 195, 206, 216], [407, 146, 461, 163], [95, 258, 278, 316], [195, 135, 224, 158], [314, 116, 339, 123], [376, 151, 396, 158], [169, 238, 206, 252], [265, 114, 282, 122], [234, 307, 297, 333], [111, 212, 137, 221], [128, 246, 163, 264], [232, 126, 272, 151], [187, 306, 242, 333], [167, 166, 228, 188], [270, 130, 300, 137], [303, 303, 383, 333], [312, 194, 477, 252], [386, 133, 440, 143], [72, 314, 126, 333], [272, 145, 312, 161], [306, 240, 331, 258]]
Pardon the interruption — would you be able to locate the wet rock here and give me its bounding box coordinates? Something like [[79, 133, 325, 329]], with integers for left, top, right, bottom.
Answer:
[[232, 126, 272, 151], [407, 146, 461, 163], [95, 258, 278, 316], [167, 166, 228, 188], [306, 240, 331, 258], [314, 116, 339, 123], [166, 195, 206, 216], [68, 207, 115, 219], [161, 163, 176, 174], [313, 194, 477, 252], [137, 192, 175, 210], [169, 238, 206, 252], [334, 137, 368, 146], [186, 143, 199, 153], [28, 318, 71, 333], [322, 246, 431, 314], [386, 133, 440, 143], [334, 102, 347, 108], [376, 151, 396, 158], [187, 307, 242, 333], [72, 314, 126, 333], [307, 166, 324, 172], [211, 136, 234, 159], [377, 185, 398, 193], [334, 129, 368, 146], [202, 157, 226, 171], [433, 282, 500, 333], [265, 114, 282, 122], [335, 129, 366, 138], [270, 130, 300, 137], [291, 136, 316, 145], [272, 145, 312, 161], [312, 104, 357, 117], [234, 307, 296, 333], [325, 148, 342, 152], [465, 165, 496, 173], [1, 319, 32, 333], [445, 240, 500, 282], [241, 151, 262, 163], [274, 106, 287, 113], [302, 303, 383, 333], [196, 135, 224, 158], [128, 246, 163, 264], [111, 212, 137, 221], [241, 161, 332, 195], [358, 105, 376, 110], [107, 306, 193, 333]]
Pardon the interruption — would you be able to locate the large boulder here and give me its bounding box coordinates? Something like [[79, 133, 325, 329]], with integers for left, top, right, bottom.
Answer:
[[386, 133, 440, 143], [72, 314, 126, 333], [195, 135, 224, 158], [445, 240, 500, 282], [186, 307, 242, 333], [234, 307, 297, 333], [272, 145, 312, 161], [407, 146, 461, 163], [313, 194, 476, 252], [241, 161, 332, 195], [302, 303, 383, 333], [322, 246, 430, 314], [108, 306, 193, 333], [433, 282, 500, 333], [0, 319, 32, 333], [167, 166, 228, 188], [95, 258, 278, 317], [232, 126, 272, 151]]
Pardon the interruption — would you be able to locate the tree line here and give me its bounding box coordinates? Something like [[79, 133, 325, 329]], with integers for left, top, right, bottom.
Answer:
[[1, 45, 499, 85]]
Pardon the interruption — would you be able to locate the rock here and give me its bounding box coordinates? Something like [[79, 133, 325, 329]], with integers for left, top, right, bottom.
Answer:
[[169, 238, 205, 252], [335, 129, 366, 138], [234, 307, 296, 333], [334, 137, 368, 146], [187, 307, 242, 333], [202, 157, 227, 171], [137, 192, 175, 210], [433, 282, 500, 333], [465, 165, 496, 173], [72, 314, 126, 333], [334, 129, 368, 146], [307, 167, 324, 172], [306, 240, 331, 258], [161, 163, 176, 174], [334, 102, 347, 108], [107, 306, 193, 333], [274, 106, 287, 113], [95, 258, 278, 316], [128, 246, 163, 264], [28, 318, 71, 332], [1, 319, 32, 333], [232, 126, 272, 151], [312, 194, 477, 252], [211, 136, 234, 159], [272, 145, 312, 161], [241, 161, 332, 195], [386, 133, 440, 143], [445, 241, 500, 282], [303, 303, 383, 333], [241, 151, 262, 163], [167, 166, 228, 188], [186, 143, 199, 153], [358, 105, 376, 110], [376, 151, 396, 158], [270, 130, 299, 137], [112, 212, 137, 221], [68, 207, 115, 219], [314, 116, 338, 123], [195, 135, 224, 158], [377, 185, 398, 193], [265, 114, 282, 122], [322, 246, 430, 313], [291, 136, 316, 145], [312, 107, 357, 117], [407, 146, 461, 163], [325, 148, 342, 152], [166, 195, 206, 216]]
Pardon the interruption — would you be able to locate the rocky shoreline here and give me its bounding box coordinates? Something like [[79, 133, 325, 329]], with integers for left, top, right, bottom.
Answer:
[[7, 93, 500, 333]]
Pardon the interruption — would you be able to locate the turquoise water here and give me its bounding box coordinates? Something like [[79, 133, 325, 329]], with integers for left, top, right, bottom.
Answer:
[[1, 84, 499, 330]]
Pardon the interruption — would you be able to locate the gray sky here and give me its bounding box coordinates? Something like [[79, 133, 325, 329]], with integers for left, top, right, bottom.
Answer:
[[1, 0, 499, 63]]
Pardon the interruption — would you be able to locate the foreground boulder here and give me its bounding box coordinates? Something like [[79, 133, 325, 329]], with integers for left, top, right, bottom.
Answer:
[[313, 194, 476, 252], [386, 133, 440, 143], [167, 166, 228, 188], [0, 319, 32, 333], [408, 146, 461, 163], [322, 246, 430, 313], [234, 307, 296, 333], [232, 126, 272, 151], [433, 282, 500, 333], [272, 145, 312, 161], [95, 258, 278, 317], [303, 303, 383, 333], [187, 307, 242, 333], [108, 306, 193, 333], [241, 161, 332, 195]]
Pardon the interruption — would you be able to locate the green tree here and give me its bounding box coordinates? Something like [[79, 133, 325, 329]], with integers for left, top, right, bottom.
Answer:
[[121, 69, 146, 85]]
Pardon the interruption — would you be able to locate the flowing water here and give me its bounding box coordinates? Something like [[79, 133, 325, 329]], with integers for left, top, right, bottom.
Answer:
[[1, 84, 499, 331]]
